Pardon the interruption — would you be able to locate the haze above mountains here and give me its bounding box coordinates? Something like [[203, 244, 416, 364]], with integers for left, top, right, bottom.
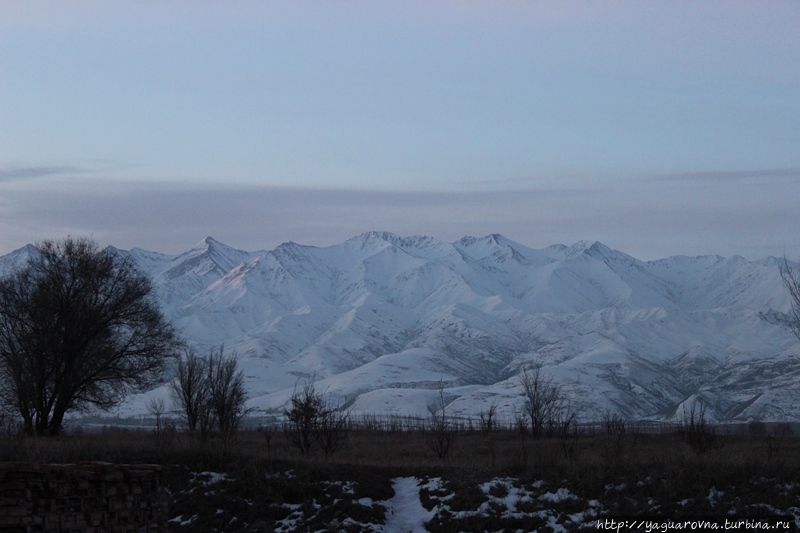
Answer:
[[2, 232, 799, 423]]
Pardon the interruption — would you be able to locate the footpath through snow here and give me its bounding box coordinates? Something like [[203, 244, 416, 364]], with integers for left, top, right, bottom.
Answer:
[[382, 477, 435, 533]]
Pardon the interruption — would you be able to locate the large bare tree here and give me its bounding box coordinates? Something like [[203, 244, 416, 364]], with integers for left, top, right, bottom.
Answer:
[[0, 237, 181, 436]]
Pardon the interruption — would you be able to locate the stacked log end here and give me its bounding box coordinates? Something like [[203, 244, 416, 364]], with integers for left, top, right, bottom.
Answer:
[[0, 462, 167, 533]]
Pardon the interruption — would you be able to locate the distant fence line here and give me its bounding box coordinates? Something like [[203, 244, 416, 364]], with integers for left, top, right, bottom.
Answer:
[[64, 412, 799, 437]]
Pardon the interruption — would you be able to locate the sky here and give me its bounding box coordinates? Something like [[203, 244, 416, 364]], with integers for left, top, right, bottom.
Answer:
[[1, 1, 799, 260]]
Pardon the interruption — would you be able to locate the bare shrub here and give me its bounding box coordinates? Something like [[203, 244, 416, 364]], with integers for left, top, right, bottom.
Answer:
[[262, 423, 278, 461], [316, 404, 351, 459], [513, 408, 529, 470], [767, 423, 793, 464], [514, 408, 529, 436], [284, 381, 350, 458], [603, 410, 627, 436], [478, 403, 498, 434], [426, 379, 455, 460], [600, 410, 633, 462], [146, 396, 174, 447], [284, 382, 323, 456], [520, 366, 562, 439], [556, 411, 581, 461], [680, 401, 717, 454]]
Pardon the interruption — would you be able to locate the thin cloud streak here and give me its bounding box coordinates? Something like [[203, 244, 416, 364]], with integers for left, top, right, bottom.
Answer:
[[651, 168, 800, 182], [0, 165, 92, 182], [2, 180, 799, 262]]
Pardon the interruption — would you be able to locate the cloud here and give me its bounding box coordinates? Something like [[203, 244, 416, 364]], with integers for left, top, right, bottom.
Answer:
[[0, 181, 606, 254], [0, 165, 94, 183], [650, 168, 800, 182], [1, 178, 799, 262]]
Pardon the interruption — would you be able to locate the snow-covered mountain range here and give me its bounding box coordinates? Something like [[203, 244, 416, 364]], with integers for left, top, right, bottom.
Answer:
[[2, 233, 799, 423]]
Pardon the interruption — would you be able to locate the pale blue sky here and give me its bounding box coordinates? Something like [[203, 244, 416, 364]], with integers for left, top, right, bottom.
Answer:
[[1, 2, 799, 259]]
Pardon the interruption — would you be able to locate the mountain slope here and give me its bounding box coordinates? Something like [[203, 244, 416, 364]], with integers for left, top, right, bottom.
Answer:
[[1, 233, 798, 423]]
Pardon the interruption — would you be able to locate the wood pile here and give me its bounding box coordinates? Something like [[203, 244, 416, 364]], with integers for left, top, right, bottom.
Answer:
[[0, 462, 167, 532]]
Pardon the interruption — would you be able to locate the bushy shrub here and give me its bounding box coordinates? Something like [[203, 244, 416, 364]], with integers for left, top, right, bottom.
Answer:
[[284, 381, 350, 458]]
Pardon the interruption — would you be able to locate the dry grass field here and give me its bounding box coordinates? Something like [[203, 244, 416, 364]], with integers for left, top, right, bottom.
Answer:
[[1, 421, 799, 531]]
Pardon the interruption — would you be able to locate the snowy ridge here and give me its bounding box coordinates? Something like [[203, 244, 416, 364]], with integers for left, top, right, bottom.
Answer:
[[2, 233, 799, 422]]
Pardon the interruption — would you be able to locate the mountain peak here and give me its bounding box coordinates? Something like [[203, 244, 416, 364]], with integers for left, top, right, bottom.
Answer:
[[159, 237, 252, 283], [481, 234, 513, 248], [563, 241, 639, 267], [188, 237, 252, 259], [590, 240, 607, 249], [191, 236, 223, 251], [564, 240, 615, 256], [458, 233, 511, 248], [0, 243, 39, 274], [564, 240, 593, 257], [587, 241, 613, 256], [357, 231, 401, 243]]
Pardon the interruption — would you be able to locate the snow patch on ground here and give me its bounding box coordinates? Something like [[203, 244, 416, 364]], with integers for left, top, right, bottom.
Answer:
[[382, 477, 436, 533], [194, 471, 230, 486], [273, 503, 302, 533]]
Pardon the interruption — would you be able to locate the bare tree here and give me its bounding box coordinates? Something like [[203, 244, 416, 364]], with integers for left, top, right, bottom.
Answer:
[[147, 396, 168, 432], [170, 348, 210, 434], [284, 381, 324, 456], [315, 400, 351, 459], [171, 345, 247, 442], [206, 346, 248, 442], [426, 378, 455, 460], [514, 407, 529, 468], [520, 366, 562, 439], [263, 423, 278, 461], [556, 410, 581, 460], [0, 237, 181, 436], [147, 396, 172, 447], [602, 410, 627, 436], [680, 400, 716, 454], [780, 258, 800, 341], [283, 380, 350, 458], [478, 403, 498, 434]]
